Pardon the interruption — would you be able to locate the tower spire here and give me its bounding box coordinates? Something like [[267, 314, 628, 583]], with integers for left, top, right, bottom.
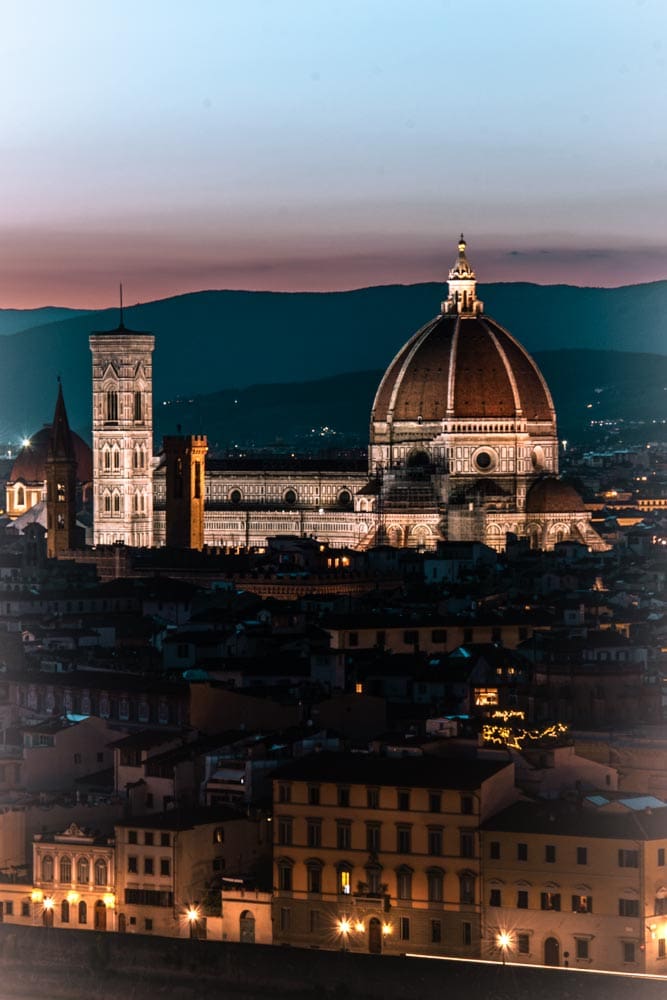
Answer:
[[442, 234, 483, 315], [48, 378, 76, 462]]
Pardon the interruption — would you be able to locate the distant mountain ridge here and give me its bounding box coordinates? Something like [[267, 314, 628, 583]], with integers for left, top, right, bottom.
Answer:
[[154, 350, 667, 449], [0, 306, 89, 336], [1, 280, 666, 441]]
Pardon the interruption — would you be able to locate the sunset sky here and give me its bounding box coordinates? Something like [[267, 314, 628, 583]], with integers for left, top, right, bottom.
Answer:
[[1, 0, 666, 308]]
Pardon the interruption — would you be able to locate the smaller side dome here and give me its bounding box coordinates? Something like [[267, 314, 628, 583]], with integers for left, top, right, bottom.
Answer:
[[526, 477, 587, 514], [9, 427, 93, 484]]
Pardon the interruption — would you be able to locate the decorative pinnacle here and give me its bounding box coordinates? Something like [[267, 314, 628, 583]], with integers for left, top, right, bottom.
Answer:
[[442, 234, 483, 315]]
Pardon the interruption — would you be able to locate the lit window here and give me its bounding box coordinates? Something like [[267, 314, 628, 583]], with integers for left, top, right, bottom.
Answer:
[[338, 868, 351, 895]]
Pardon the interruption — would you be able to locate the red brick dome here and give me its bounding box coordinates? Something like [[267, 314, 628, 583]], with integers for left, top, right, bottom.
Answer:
[[372, 236, 555, 431], [526, 477, 586, 514], [372, 313, 555, 424], [9, 426, 93, 484]]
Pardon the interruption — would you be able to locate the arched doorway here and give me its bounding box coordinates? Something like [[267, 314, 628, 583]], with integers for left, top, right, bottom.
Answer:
[[544, 936, 560, 966], [387, 525, 403, 548], [118, 913, 126, 933], [407, 450, 429, 468], [368, 917, 382, 954], [42, 907, 54, 928], [239, 909, 255, 944], [94, 900, 107, 931]]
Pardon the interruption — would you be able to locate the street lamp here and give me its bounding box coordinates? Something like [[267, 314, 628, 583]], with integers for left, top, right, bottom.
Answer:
[[186, 905, 201, 939], [497, 930, 512, 965]]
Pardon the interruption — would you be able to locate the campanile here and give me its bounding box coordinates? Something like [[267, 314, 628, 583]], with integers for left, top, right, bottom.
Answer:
[[89, 297, 155, 546]]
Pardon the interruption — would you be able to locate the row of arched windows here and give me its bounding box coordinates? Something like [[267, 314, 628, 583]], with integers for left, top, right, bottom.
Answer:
[[60, 898, 88, 924], [103, 390, 144, 423], [101, 444, 147, 471], [40, 855, 109, 886]]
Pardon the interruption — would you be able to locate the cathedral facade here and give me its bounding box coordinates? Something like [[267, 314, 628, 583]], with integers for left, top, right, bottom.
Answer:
[[148, 238, 602, 553], [7, 237, 602, 554]]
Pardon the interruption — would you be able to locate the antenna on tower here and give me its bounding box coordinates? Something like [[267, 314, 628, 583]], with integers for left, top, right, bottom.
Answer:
[[119, 283, 125, 329]]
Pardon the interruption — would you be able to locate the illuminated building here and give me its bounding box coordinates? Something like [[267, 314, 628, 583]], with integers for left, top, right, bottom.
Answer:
[[9, 237, 603, 554], [270, 752, 516, 956], [481, 794, 667, 973], [151, 237, 604, 552], [89, 302, 155, 547], [32, 822, 115, 931]]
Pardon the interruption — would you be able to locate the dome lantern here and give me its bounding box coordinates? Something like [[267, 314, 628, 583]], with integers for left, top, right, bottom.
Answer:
[[442, 234, 484, 316]]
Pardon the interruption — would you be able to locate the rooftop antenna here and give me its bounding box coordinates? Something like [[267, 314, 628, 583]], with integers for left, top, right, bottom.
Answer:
[[119, 282, 125, 329]]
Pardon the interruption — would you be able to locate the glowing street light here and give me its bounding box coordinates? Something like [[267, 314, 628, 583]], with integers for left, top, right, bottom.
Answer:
[[338, 918, 351, 935], [186, 904, 201, 939], [497, 930, 512, 965], [42, 896, 55, 911]]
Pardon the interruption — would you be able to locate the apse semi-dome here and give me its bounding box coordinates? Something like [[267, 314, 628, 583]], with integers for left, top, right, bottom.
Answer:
[[526, 477, 587, 514], [9, 425, 93, 483]]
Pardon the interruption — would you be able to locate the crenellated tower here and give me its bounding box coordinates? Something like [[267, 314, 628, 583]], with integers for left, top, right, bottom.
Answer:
[[89, 293, 155, 546], [164, 433, 208, 550]]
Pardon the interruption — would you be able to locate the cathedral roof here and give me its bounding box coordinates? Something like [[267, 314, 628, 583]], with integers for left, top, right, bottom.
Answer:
[[525, 477, 587, 514], [371, 238, 555, 425], [9, 426, 93, 484]]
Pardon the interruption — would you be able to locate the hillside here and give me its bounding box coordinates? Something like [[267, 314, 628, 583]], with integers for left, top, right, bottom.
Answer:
[[1, 281, 666, 441], [0, 306, 88, 336], [154, 350, 667, 449]]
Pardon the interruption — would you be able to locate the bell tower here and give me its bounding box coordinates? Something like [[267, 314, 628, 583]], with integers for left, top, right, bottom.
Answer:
[[45, 381, 79, 558], [89, 290, 155, 546]]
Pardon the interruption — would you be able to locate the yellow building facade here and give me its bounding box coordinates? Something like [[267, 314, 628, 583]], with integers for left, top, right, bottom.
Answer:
[[271, 752, 516, 956], [481, 796, 667, 974]]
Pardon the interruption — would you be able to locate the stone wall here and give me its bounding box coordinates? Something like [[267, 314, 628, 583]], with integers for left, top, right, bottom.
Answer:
[[0, 923, 663, 1000]]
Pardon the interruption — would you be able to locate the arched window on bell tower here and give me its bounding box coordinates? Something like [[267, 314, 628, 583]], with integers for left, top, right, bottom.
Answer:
[[105, 390, 118, 422]]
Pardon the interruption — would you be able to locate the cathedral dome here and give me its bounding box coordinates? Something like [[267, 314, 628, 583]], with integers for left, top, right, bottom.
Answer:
[[9, 426, 93, 484], [525, 477, 587, 514], [372, 237, 554, 427], [372, 312, 554, 424]]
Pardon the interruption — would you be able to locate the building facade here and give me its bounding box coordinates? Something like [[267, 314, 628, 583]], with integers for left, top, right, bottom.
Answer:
[[152, 238, 603, 553], [270, 752, 516, 956], [481, 797, 667, 974], [10, 237, 604, 555]]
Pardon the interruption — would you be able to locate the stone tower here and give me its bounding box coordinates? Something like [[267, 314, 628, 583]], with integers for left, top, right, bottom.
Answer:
[[89, 298, 155, 546], [45, 381, 78, 558], [163, 434, 208, 550]]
